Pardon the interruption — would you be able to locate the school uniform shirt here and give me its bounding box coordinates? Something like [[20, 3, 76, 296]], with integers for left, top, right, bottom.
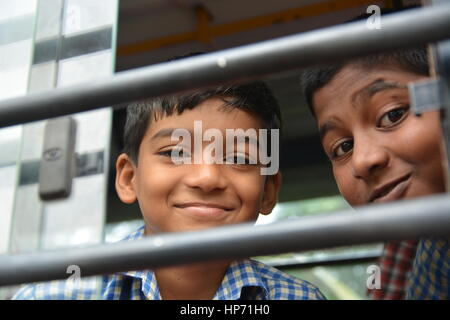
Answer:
[[367, 240, 418, 300], [406, 238, 450, 300], [13, 226, 326, 300]]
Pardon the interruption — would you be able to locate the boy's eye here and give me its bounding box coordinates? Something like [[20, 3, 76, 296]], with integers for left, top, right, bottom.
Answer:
[[225, 154, 255, 165], [159, 148, 191, 159], [332, 140, 353, 158], [377, 106, 409, 128], [158, 150, 173, 157]]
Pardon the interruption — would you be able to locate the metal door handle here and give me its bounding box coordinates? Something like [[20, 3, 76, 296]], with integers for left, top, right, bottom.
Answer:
[[38, 117, 77, 200]]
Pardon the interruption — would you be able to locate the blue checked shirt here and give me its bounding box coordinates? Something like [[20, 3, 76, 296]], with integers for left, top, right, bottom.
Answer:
[[406, 237, 450, 299], [13, 226, 325, 300]]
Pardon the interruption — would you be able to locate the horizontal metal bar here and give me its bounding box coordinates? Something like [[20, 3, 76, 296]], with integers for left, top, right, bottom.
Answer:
[[1, 4, 450, 127], [1, 194, 450, 287], [271, 250, 382, 270]]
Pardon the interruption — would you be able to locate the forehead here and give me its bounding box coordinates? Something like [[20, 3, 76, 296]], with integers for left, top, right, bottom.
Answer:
[[312, 64, 427, 122], [144, 97, 263, 138]]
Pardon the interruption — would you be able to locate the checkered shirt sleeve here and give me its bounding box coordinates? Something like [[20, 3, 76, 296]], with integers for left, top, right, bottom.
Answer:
[[367, 240, 418, 300], [406, 238, 450, 300]]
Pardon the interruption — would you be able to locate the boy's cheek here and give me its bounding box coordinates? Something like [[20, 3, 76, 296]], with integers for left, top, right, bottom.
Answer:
[[335, 177, 354, 206], [403, 114, 443, 162], [333, 168, 366, 206], [236, 175, 269, 214]]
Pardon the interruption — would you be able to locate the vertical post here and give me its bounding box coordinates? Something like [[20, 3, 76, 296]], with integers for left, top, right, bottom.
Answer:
[[427, 0, 450, 192]]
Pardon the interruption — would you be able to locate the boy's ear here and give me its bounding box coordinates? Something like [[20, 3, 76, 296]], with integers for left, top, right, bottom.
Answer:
[[115, 153, 137, 204], [260, 172, 282, 215]]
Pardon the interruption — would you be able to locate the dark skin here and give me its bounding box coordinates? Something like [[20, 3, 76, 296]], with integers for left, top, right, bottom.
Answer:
[[312, 63, 446, 207]]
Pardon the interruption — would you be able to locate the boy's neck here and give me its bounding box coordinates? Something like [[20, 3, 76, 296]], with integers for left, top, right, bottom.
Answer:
[[154, 260, 232, 300]]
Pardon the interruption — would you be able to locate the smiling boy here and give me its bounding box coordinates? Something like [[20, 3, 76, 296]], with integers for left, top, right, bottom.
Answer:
[[301, 47, 450, 299], [13, 81, 325, 300]]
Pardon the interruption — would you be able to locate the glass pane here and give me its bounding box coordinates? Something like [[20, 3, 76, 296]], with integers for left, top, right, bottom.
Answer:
[[0, 0, 38, 21], [0, 40, 33, 100], [0, 14, 35, 45], [28, 62, 57, 93], [0, 126, 22, 167], [0, 166, 19, 254], [0, 125, 23, 255], [73, 109, 112, 153], [58, 50, 113, 87], [64, 0, 117, 35], [9, 184, 43, 253], [41, 174, 107, 249], [35, 0, 64, 40]]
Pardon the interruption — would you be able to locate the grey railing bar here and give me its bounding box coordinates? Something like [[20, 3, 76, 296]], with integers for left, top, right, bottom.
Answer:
[[270, 250, 382, 270], [1, 194, 449, 287], [1, 4, 450, 127]]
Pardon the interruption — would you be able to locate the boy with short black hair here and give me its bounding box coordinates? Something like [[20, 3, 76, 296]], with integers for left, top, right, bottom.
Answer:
[[301, 45, 450, 299], [14, 80, 325, 300]]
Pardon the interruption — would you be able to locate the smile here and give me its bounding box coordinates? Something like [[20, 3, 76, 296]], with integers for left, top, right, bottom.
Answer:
[[369, 173, 412, 203], [174, 202, 234, 219]]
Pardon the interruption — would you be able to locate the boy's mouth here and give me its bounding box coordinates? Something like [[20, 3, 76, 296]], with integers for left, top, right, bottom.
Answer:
[[369, 173, 412, 203], [174, 202, 234, 219]]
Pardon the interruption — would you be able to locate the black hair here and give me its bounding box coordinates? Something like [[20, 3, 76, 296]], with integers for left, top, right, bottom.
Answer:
[[123, 81, 282, 164], [300, 6, 430, 116]]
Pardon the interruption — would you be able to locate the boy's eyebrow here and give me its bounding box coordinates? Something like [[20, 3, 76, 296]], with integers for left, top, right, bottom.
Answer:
[[319, 121, 337, 142], [150, 128, 260, 146], [151, 128, 178, 140], [352, 80, 407, 106], [319, 81, 407, 142], [231, 135, 259, 147]]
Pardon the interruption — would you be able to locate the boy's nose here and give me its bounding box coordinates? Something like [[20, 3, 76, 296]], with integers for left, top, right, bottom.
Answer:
[[184, 163, 228, 193], [351, 138, 389, 180]]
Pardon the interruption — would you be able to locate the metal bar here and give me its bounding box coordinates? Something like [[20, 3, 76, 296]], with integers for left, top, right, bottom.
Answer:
[[271, 250, 382, 270], [1, 194, 450, 287], [1, 4, 450, 127]]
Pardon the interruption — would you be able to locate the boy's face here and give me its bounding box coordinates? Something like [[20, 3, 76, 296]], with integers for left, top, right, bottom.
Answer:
[[313, 64, 446, 206], [116, 97, 280, 234]]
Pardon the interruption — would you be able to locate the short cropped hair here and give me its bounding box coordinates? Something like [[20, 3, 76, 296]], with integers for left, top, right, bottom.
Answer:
[[123, 81, 282, 164], [300, 6, 430, 116]]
